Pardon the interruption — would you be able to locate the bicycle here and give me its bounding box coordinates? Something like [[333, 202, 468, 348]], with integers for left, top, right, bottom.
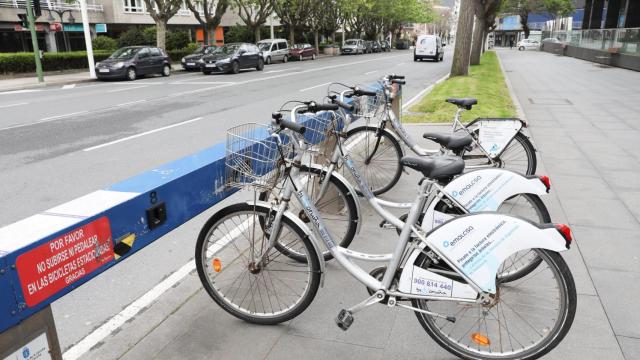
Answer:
[[195, 118, 577, 360], [340, 75, 537, 196], [269, 98, 550, 281]]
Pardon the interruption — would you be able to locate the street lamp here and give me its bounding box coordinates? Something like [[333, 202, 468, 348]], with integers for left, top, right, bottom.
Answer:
[[46, 6, 75, 51]]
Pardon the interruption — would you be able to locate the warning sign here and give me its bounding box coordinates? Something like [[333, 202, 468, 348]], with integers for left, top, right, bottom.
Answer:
[[16, 217, 114, 307]]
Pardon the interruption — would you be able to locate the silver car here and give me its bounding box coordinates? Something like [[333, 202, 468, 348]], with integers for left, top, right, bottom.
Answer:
[[341, 39, 365, 55], [258, 39, 290, 64]]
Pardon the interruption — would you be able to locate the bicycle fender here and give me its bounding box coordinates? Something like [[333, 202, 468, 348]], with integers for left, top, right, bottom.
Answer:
[[420, 168, 547, 231], [308, 164, 363, 235], [423, 213, 567, 294], [244, 200, 327, 287]]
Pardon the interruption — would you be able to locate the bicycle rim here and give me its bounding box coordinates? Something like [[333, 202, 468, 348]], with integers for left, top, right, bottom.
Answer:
[[412, 249, 576, 360], [195, 203, 320, 324]]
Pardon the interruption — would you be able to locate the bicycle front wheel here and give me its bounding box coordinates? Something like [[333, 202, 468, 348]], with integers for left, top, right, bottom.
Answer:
[[195, 203, 321, 325], [341, 126, 404, 195], [412, 249, 576, 360]]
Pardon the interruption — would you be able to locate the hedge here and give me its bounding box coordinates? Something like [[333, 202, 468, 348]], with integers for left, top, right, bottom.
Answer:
[[0, 51, 111, 74], [0, 49, 194, 74]]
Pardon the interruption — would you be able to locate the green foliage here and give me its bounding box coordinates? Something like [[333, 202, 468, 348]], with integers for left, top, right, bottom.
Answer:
[[166, 30, 190, 50], [142, 26, 157, 45], [185, 42, 200, 52], [117, 27, 147, 48], [0, 51, 111, 74], [405, 51, 516, 123], [167, 49, 193, 61], [224, 25, 270, 43], [92, 36, 117, 51]]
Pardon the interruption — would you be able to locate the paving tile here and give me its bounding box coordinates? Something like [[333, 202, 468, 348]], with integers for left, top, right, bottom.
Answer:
[[618, 336, 640, 360], [600, 170, 640, 192], [617, 190, 640, 224], [550, 174, 617, 200], [589, 269, 640, 338], [265, 334, 384, 360], [571, 225, 640, 274], [559, 197, 640, 230]]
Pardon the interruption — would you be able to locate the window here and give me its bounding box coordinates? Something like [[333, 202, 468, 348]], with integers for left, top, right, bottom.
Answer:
[[278, 42, 287, 50], [150, 48, 161, 56], [124, 0, 144, 13], [138, 48, 150, 58]]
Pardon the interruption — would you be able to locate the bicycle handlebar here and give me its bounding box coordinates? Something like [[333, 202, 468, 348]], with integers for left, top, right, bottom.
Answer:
[[276, 118, 306, 134], [353, 88, 377, 97], [391, 79, 406, 85], [331, 98, 354, 111], [388, 74, 405, 80]]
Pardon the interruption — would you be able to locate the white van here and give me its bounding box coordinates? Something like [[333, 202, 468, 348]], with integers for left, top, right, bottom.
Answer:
[[257, 39, 290, 64], [414, 35, 444, 62]]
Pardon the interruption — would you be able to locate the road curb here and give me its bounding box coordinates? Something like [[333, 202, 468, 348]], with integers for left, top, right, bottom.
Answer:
[[402, 72, 450, 112], [495, 51, 526, 121]]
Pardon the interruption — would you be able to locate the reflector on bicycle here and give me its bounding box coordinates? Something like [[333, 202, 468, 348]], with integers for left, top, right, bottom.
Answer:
[[471, 333, 491, 346], [212, 258, 222, 273]]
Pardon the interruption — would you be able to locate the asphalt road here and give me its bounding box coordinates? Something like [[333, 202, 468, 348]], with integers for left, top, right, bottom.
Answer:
[[0, 49, 452, 355]]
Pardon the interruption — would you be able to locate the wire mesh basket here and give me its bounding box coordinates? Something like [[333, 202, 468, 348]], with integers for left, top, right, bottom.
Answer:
[[298, 110, 341, 158], [225, 123, 292, 191], [352, 84, 385, 120]]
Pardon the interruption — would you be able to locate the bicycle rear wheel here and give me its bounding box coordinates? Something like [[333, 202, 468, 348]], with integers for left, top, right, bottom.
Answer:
[[341, 126, 404, 195], [195, 203, 321, 324], [412, 249, 576, 360], [460, 131, 536, 176]]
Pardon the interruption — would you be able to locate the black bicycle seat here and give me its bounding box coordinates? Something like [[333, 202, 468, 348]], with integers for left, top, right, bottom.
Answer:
[[445, 98, 477, 110], [400, 155, 465, 182], [423, 131, 473, 152]]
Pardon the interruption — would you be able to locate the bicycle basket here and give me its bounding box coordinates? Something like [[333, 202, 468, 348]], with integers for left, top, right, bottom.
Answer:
[[353, 84, 384, 119], [225, 123, 292, 190]]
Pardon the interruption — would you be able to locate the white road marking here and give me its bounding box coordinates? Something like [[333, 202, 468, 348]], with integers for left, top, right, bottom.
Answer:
[[0, 111, 89, 131], [397, 62, 406, 66], [299, 82, 331, 92], [62, 84, 76, 89], [402, 72, 450, 110], [0, 89, 42, 95], [115, 99, 147, 107], [168, 81, 235, 85], [83, 117, 203, 151], [62, 218, 251, 360], [107, 85, 149, 93], [0, 102, 28, 109], [166, 85, 230, 97], [364, 70, 378, 75]]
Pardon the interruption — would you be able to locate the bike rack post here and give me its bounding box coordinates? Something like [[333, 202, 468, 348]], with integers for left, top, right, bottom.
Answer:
[[390, 83, 402, 123], [0, 305, 62, 360]]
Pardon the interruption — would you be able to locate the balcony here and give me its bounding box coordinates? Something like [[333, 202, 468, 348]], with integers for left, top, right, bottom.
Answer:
[[0, 0, 104, 12]]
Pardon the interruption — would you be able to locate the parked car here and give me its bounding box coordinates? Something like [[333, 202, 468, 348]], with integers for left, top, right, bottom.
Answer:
[[363, 40, 373, 54], [341, 39, 365, 55], [181, 45, 218, 71], [201, 43, 264, 74], [541, 37, 561, 51], [516, 38, 540, 51], [257, 38, 290, 64], [371, 41, 381, 53], [380, 40, 391, 52], [414, 34, 443, 62], [96, 46, 171, 81], [290, 43, 317, 60]]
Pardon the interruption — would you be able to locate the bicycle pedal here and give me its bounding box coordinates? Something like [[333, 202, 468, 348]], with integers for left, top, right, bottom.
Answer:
[[335, 309, 354, 331], [379, 220, 396, 230]]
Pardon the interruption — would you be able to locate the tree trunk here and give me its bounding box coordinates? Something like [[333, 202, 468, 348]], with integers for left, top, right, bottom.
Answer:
[[521, 13, 530, 38], [450, 0, 475, 76], [156, 20, 167, 50], [470, 16, 485, 65], [203, 23, 210, 45], [481, 31, 488, 53], [289, 27, 295, 46], [314, 31, 319, 52], [255, 26, 261, 42]]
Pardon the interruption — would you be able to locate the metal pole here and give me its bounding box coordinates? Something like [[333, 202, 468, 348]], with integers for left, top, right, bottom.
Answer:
[[270, 13, 274, 39], [25, 0, 44, 83], [79, 0, 95, 79]]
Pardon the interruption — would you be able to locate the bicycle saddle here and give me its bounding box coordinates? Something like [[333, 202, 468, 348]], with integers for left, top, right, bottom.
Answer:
[[423, 131, 473, 152], [400, 155, 465, 182], [445, 98, 477, 110]]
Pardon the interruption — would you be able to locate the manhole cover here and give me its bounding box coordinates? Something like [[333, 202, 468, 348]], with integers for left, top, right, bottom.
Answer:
[[528, 98, 572, 105]]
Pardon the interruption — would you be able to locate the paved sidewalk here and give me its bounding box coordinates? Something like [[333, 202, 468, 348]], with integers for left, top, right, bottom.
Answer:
[[0, 64, 184, 92], [498, 48, 640, 359]]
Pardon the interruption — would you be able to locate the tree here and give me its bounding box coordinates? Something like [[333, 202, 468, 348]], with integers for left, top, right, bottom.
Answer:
[[384, 0, 434, 46], [450, 0, 475, 76], [274, 0, 313, 45], [141, 0, 183, 49], [470, 0, 501, 65], [501, 0, 572, 38], [307, 1, 326, 51], [186, 0, 229, 45], [320, 0, 345, 42], [233, 0, 274, 42]]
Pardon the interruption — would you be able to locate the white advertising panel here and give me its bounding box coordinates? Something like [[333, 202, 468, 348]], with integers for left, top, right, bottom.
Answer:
[[478, 119, 522, 157]]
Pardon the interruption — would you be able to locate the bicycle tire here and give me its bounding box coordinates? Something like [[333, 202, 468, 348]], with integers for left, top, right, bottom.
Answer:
[[459, 131, 537, 176], [341, 126, 404, 196], [259, 165, 359, 261], [195, 202, 321, 325], [433, 193, 548, 282], [412, 249, 576, 360]]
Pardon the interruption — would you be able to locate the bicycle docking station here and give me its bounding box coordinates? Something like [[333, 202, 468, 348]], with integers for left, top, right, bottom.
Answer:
[[0, 85, 374, 359]]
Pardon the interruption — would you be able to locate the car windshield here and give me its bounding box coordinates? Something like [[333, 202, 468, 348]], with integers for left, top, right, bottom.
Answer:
[[109, 47, 141, 59], [204, 46, 218, 54], [215, 44, 240, 55], [258, 43, 272, 51], [292, 44, 304, 49], [345, 40, 358, 46]]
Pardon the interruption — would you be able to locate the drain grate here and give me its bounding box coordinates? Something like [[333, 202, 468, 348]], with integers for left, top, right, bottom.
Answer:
[[528, 98, 573, 105]]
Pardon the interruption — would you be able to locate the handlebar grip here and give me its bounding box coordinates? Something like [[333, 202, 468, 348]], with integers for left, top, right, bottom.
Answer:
[[353, 88, 377, 97], [389, 74, 405, 79], [278, 119, 306, 134], [391, 79, 406, 85], [310, 103, 340, 112], [332, 99, 354, 111]]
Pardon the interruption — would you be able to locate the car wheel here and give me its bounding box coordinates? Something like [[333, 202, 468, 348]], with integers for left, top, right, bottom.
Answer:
[[256, 58, 264, 71], [311, 53, 316, 60], [266, 56, 271, 65], [299, 54, 303, 61], [162, 64, 171, 76], [203, 70, 211, 75], [126, 67, 137, 81], [231, 61, 240, 74], [519, 46, 525, 51], [283, 55, 288, 63], [414, 56, 418, 62]]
